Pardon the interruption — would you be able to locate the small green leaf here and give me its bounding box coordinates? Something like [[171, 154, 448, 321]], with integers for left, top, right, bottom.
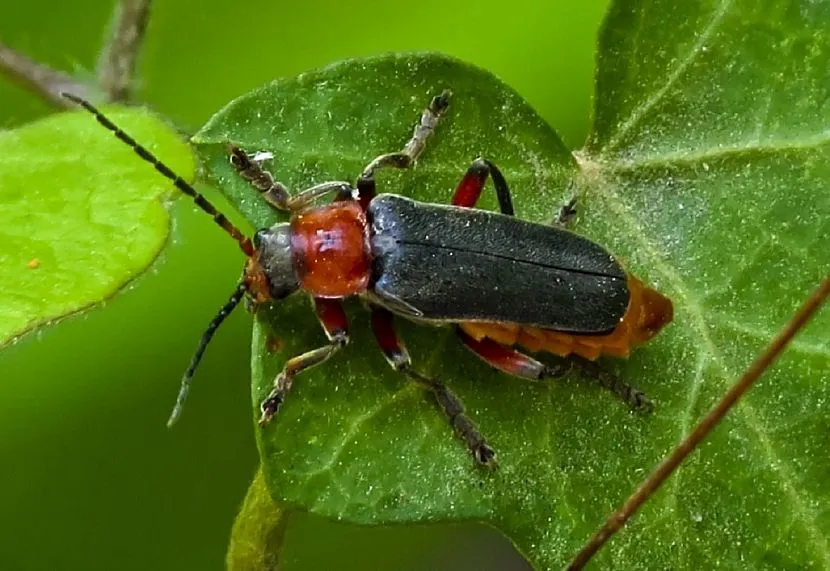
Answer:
[[0, 108, 194, 345]]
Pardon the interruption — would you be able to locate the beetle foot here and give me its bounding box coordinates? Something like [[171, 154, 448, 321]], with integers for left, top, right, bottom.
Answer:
[[629, 389, 655, 414], [449, 412, 497, 469], [430, 89, 452, 114], [567, 356, 655, 414], [555, 196, 578, 228], [258, 390, 284, 426], [474, 442, 498, 468]]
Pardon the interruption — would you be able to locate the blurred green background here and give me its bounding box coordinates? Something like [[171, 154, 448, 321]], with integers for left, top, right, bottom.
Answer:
[[0, 1, 608, 569]]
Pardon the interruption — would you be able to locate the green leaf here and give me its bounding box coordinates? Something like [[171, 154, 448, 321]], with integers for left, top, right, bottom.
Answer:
[[194, 52, 580, 565], [575, 0, 830, 568], [0, 107, 194, 346], [192, 35, 829, 571]]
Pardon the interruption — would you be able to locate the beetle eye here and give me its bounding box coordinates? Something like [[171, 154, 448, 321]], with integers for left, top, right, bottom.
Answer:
[[253, 229, 268, 249]]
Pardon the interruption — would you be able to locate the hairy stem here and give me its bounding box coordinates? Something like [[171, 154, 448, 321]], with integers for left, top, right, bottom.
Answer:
[[97, 0, 152, 102], [0, 40, 92, 108]]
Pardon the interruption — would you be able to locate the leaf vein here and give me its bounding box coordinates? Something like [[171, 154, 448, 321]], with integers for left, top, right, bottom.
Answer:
[[608, 130, 830, 171], [663, 352, 707, 567], [712, 315, 829, 358], [292, 383, 421, 479], [602, 0, 734, 153]]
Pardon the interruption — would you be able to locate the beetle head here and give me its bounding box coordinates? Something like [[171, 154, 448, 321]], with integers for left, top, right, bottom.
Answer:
[[245, 224, 300, 303]]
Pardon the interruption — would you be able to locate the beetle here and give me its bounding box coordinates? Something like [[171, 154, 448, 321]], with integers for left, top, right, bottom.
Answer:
[[63, 90, 673, 466]]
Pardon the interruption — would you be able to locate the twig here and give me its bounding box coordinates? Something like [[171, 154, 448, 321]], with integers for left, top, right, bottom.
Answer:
[[566, 275, 830, 570], [97, 0, 152, 102], [0, 40, 93, 108]]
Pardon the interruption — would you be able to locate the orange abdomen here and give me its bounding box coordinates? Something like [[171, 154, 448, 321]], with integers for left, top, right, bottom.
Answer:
[[460, 275, 673, 360]]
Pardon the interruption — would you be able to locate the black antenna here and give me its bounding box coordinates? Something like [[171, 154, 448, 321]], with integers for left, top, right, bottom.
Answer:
[[61, 92, 254, 256], [167, 280, 248, 427]]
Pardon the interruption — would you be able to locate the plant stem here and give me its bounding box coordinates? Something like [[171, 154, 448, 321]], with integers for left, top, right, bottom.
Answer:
[[0, 41, 92, 109], [97, 0, 152, 103]]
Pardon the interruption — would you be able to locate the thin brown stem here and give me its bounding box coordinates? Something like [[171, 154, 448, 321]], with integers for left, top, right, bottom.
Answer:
[[0, 40, 92, 108], [97, 0, 152, 102], [567, 275, 830, 570]]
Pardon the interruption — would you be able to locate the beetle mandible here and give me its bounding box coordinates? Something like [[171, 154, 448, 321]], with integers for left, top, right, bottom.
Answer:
[[63, 90, 673, 466]]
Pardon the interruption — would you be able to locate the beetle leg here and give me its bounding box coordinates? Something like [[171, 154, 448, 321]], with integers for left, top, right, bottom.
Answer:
[[352, 175, 376, 211], [457, 328, 548, 378], [258, 298, 349, 426], [451, 158, 515, 215], [355, 90, 449, 211], [553, 182, 578, 229], [566, 355, 653, 412], [453, 160, 578, 226], [456, 329, 653, 412], [229, 144, 352, 212], [359, 90, 451, 181], [554, 196, 578, 228], [370, 306, 497, 466]]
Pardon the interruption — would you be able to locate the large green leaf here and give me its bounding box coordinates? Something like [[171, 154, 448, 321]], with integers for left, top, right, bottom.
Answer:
[[0, 108, 194, 346], [579, 0, 830, 567], [193, 35, 828, 571]]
